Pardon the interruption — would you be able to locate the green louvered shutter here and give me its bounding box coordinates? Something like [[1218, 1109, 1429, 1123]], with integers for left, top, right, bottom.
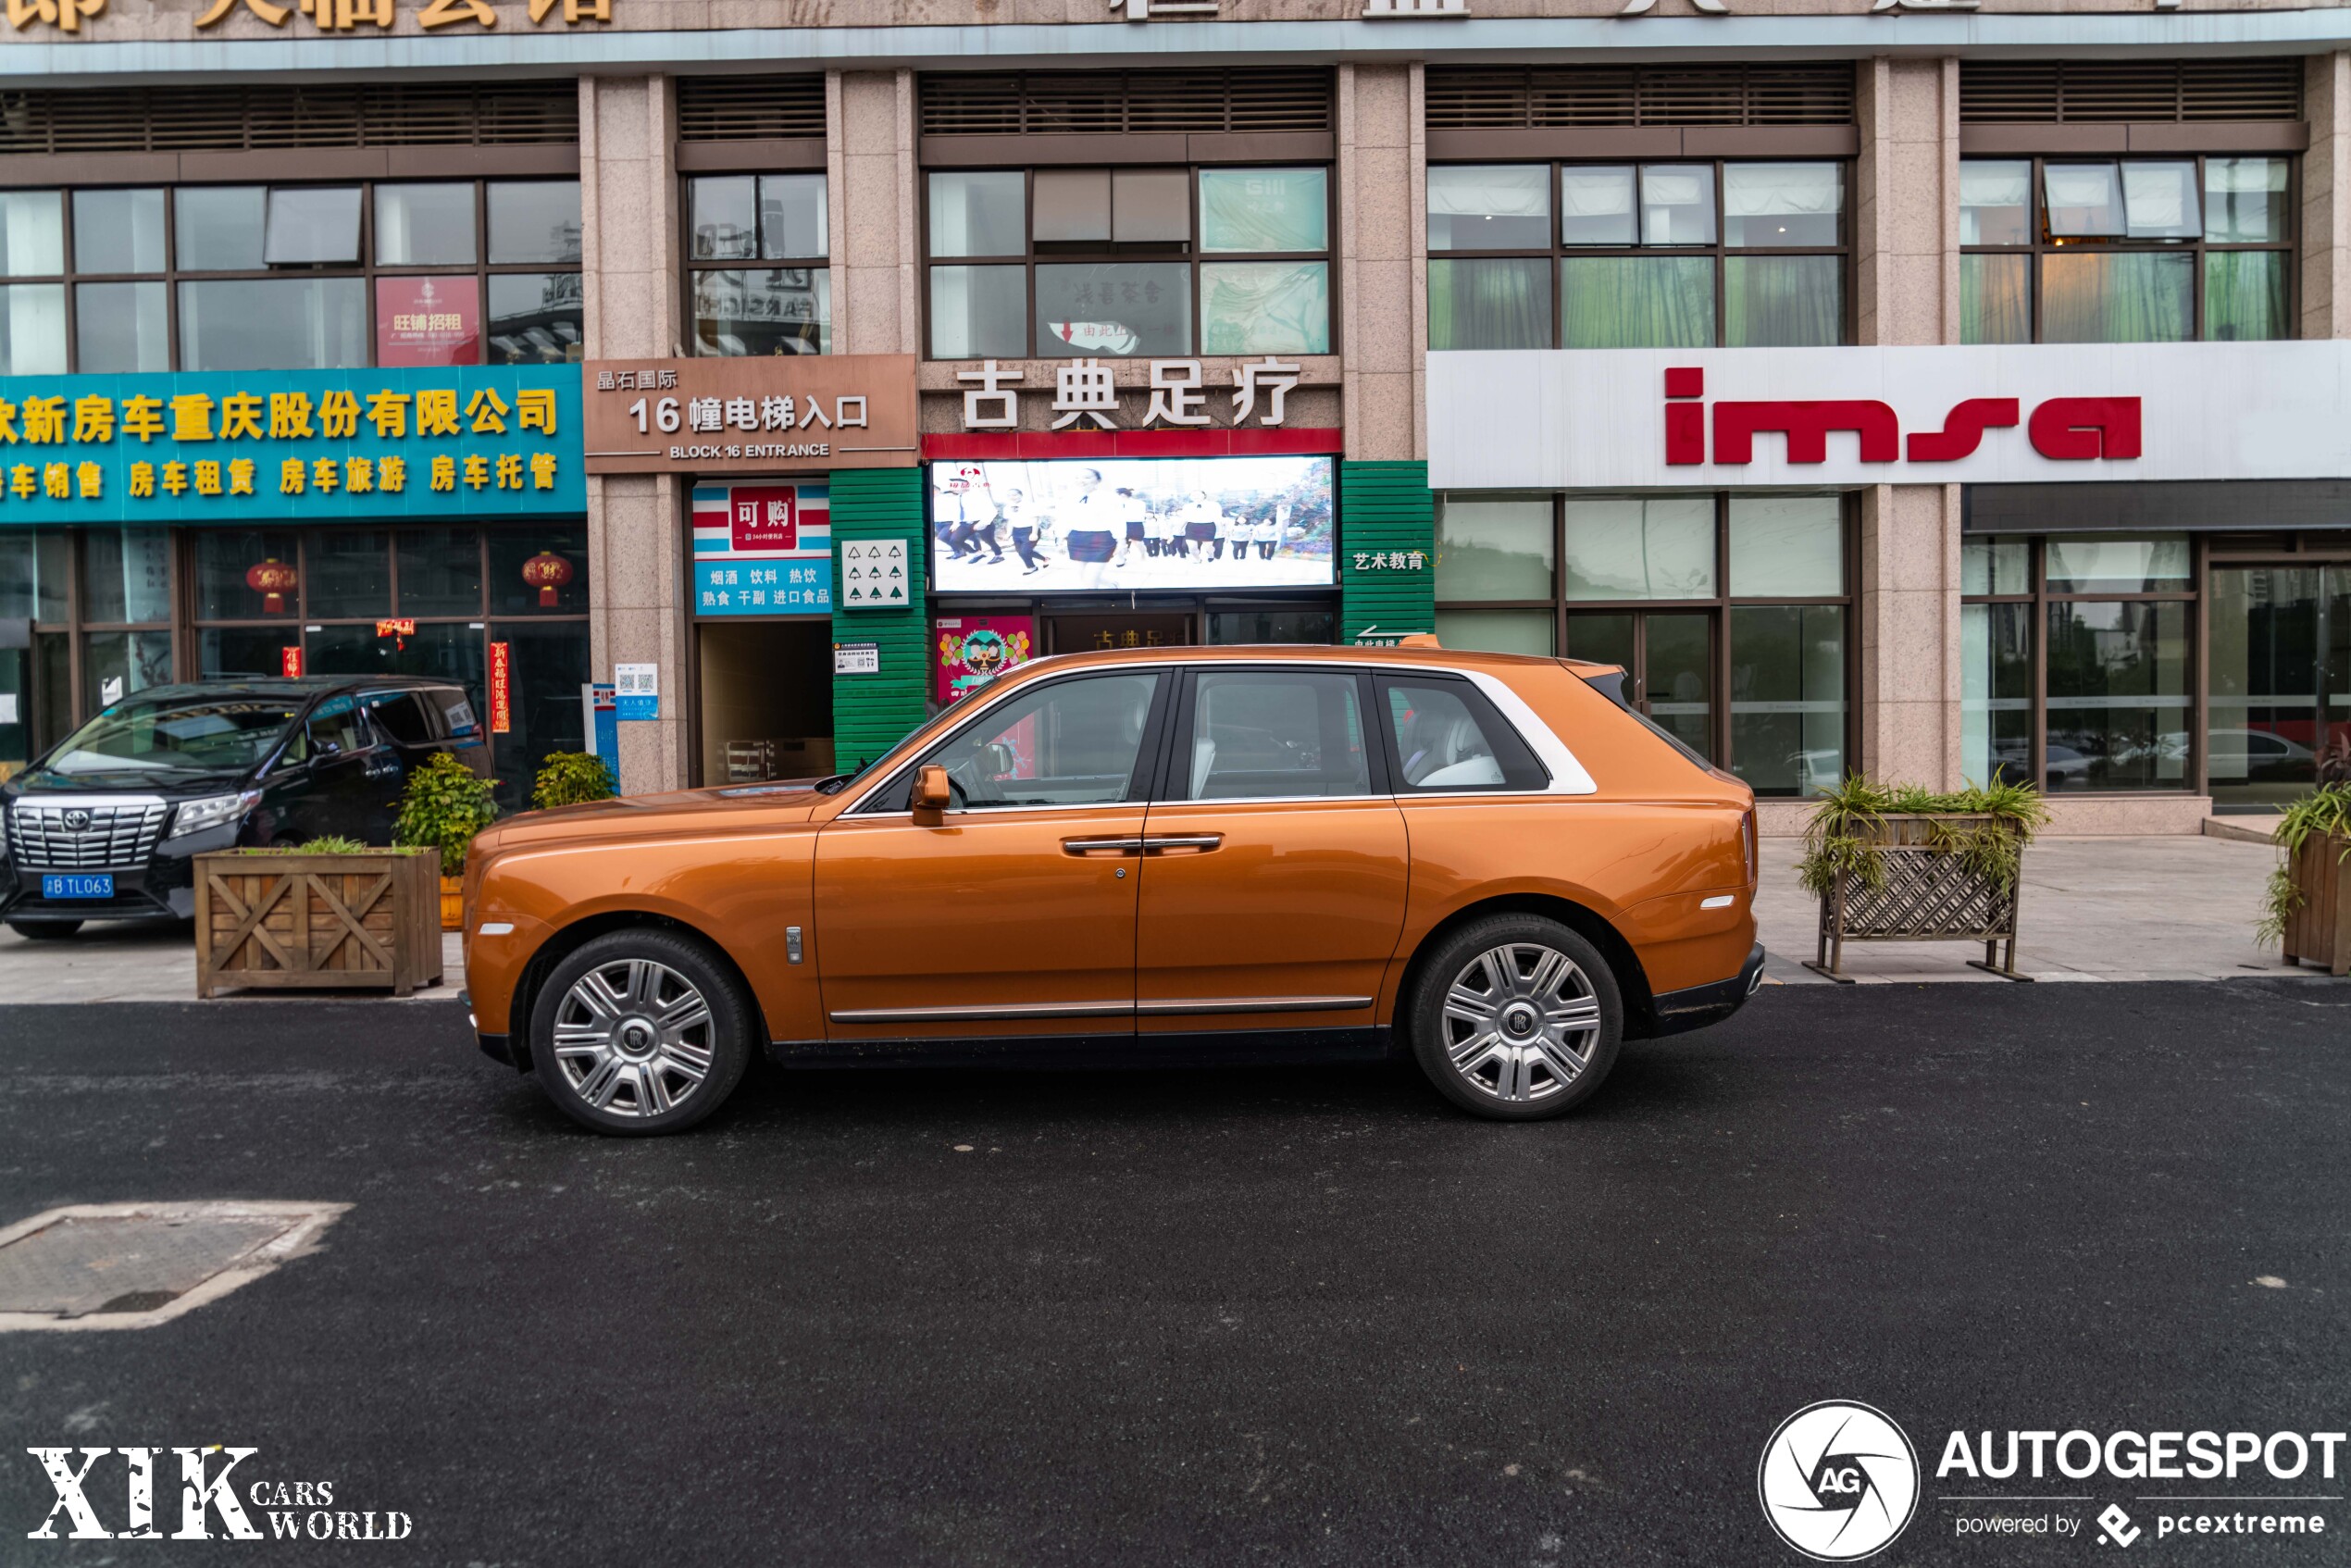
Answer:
[[828, 467, 930, 768], [1338, 460, 1437, 644]]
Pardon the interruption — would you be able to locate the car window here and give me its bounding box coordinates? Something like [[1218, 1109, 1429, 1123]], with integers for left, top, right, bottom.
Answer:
[[1379, 677, 1549, 792], [296, 696, 371, 762], [362, 691, 435, 747], [889, 672, 1163, 811], [1174, 669, 1371, 802]]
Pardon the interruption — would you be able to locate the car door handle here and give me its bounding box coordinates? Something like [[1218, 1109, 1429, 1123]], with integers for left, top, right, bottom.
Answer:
[[1140, 835, 1224, 854], [1061, 836, 1145, 857]]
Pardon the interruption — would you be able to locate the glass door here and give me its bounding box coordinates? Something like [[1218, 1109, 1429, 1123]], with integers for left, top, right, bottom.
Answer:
[[2208, 566, 2350, 808], [1564, 609, 1716, 761]]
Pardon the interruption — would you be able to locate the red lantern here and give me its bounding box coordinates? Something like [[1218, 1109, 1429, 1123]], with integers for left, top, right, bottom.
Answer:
[[244, 557, 297, 615], [521, 549, 574, 608]]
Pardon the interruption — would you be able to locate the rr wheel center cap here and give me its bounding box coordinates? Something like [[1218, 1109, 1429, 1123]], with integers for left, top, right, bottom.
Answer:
[[616, 1019, 658, 1057], [1501, 1003, 1539, 1039]]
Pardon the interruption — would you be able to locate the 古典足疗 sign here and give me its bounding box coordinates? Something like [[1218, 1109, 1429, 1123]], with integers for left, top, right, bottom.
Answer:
[[691, 483, 833, 616], [580, 355, 918, 476], [0, 366, 583, 525]]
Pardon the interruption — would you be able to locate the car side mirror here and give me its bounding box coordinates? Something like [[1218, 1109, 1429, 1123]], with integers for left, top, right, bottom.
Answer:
[[910, 763, 952, 826]]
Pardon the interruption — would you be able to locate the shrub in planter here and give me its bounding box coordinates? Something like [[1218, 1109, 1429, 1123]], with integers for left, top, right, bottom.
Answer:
[[2258, 783, 2351, 976], [1795, 775, 2049, 981], [532, 751, 617, 811], [393, 753, 500, 931]]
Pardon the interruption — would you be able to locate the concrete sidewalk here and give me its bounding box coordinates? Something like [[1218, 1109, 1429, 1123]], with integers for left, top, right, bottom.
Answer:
[[1758, 833, 2307, 985], [0, 921, 465, 1004], [0, 833, 2319, 1002]]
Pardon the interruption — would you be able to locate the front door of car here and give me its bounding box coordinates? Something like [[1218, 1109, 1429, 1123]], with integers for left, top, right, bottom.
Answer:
[[268, 700, 385, 843], [1133, 666, 1409, 1036], [813, 670, 1170, 1040]]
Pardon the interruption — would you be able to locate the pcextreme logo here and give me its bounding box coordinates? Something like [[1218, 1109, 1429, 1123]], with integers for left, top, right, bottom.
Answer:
[[23, 1447, 413, 1542], [1759, 1401, 1922, 1562]]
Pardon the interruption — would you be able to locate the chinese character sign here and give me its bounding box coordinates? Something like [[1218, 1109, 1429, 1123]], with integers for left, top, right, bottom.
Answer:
[[0, 367, 581, 525], [376, 277, 481, 368], [690, 482, 833, 616], [935, 616, 1035, 706]]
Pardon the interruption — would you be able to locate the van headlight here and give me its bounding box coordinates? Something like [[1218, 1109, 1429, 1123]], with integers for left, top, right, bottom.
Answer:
[[169, 790, 261, 839]]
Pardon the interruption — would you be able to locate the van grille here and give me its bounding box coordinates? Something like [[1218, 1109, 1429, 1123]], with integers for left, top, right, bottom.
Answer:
[[6, 801, 168, 870]]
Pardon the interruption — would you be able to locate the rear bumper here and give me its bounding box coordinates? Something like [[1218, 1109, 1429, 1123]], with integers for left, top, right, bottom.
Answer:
[[1648, 942, 1765, 1038]]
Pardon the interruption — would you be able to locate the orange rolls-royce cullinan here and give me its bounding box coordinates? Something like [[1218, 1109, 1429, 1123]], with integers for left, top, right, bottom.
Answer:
[[461, 642, 1763, 1135]]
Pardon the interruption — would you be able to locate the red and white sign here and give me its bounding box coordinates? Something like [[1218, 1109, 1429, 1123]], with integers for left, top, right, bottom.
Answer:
[[280, 646, 303, 678], [489, 641, 512, 735], [1428, 343, 2351, 490], [728, 485, 798, 552], [376, 276, 480, 368]]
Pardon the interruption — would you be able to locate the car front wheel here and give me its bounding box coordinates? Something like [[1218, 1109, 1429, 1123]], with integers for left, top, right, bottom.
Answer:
[[1407, 915, 1623, 1122], [529, 928, 754, 1137]]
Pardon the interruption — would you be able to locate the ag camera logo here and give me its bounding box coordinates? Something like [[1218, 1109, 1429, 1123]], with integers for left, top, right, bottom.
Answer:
[[1759, 1400, 1921, 1561]]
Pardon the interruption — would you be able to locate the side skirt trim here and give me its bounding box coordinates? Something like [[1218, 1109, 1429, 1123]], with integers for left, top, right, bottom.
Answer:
[[766, 1026, 1395, 1070]]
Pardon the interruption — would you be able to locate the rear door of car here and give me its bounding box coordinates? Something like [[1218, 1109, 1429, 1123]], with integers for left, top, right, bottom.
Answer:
[[1130, 663, 1409, 1039]]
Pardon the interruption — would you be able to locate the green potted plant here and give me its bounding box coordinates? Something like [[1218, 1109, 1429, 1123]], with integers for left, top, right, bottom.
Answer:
[[1796, 774, 2049, 981], [531, 751, 618, 811], [393, 753, 500, 932], [2259, 778, 2351, 976]]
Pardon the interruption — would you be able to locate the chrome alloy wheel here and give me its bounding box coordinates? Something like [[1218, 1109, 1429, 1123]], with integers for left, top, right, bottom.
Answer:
[[550, 958, 716, 1118], [1438, 942, 1604, 1103]]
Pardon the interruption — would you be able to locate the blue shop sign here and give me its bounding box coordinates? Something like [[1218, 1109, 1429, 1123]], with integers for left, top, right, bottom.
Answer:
[[0, 365, 583, 524]]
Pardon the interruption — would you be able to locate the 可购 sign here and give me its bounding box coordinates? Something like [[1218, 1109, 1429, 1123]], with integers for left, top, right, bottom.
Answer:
[[0, 366, 582, 526], [579, 355, 918, 476]]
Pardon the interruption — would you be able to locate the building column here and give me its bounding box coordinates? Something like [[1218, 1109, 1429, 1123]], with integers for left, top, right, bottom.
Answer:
[[579, 74, 687, 792], [1852, 57, 1963, 789], [2304, 52, 2351, 339], [834, 68, 918, 357], [1858, 483, 1963, 790], [1338, 61, 1420, 463]]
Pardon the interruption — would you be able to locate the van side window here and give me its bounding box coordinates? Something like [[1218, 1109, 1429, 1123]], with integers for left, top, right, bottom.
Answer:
[[302, 697, 372, 760], [362, 691, 434, 748], [1377, 677, 1548, 793]]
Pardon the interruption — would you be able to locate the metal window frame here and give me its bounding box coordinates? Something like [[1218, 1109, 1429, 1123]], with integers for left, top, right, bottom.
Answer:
[[679, 170, 833, 359]]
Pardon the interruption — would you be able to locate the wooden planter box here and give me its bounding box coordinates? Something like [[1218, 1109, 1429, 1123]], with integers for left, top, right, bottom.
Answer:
[[2282, 831, 2351, 977], [1809, 814, 2032, 984], [194, 851, 443, 998]]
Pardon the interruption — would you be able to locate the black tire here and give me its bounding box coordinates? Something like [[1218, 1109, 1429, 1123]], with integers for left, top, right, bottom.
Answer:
[[8, 920, 83, 940], [529, 927, 755, 1137], [1405, 915, 1623, 1123]]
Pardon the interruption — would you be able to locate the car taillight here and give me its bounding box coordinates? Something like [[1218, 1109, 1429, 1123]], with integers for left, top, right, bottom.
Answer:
[[1742, 808, 1757, 883]]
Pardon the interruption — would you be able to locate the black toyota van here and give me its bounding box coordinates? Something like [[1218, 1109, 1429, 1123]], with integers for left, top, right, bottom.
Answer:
[[0, 676, 485, 937]]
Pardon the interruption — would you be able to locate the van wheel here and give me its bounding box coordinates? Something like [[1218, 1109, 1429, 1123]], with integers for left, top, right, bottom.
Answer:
[[529, 928, 753, 1137], [1406, 915, 1622, 1122], [8, 921, 82, 940]]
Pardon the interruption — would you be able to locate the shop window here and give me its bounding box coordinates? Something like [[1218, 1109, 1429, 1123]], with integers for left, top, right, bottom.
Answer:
[[687, 173, 829, 356], [1959, 156, 2292, 343], [921, 166, 1334, 359], [44, 180, 582, 371], [1960, 534, 2197, 793], [1427, 160, 1847, 351], [1437, 492, 1853, 796]]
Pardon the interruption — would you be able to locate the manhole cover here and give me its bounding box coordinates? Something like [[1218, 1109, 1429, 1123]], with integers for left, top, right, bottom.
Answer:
[[0, 1202, 349, 1331]]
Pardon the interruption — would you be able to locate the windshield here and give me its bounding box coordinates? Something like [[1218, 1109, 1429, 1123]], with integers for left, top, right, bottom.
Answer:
[[37, 696, 303, 781]]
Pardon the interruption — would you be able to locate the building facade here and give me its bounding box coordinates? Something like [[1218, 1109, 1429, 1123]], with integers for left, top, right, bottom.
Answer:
[[2, 2, 2349, 831]]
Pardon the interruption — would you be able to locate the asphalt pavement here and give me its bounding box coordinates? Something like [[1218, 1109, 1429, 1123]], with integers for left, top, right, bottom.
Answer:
[[0, 982, 2346, 1565]]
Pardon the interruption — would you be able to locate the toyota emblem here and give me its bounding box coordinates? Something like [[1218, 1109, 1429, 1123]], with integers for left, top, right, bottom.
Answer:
[[60, 808, 92, 832]]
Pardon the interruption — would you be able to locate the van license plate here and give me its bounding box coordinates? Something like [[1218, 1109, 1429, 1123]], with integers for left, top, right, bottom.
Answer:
[[42, 874, 113, 900]]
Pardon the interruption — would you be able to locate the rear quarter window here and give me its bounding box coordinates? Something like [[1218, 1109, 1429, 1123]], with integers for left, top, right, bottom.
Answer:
[[1376, 675, 1549, 793]]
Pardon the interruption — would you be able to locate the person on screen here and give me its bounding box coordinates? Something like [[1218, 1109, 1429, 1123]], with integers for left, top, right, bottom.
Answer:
[[1114, 487, 1148, 570], [938, 468, 991, 564], [1062, 467, 1120, 589], [1003, 487, 1045, 575], [1145, 491, 1177, 560]]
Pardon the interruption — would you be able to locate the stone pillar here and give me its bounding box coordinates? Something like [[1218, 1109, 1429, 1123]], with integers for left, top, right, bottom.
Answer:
[[1858, 483, 1963, 790], [1854, 55, 1958, 349], [1852, 58, 1963, 790], [2304, 53, 2351, 339], [579, 75, 687, 792], [1338, 61, 1421, 462], [835, 68, 918, 356]]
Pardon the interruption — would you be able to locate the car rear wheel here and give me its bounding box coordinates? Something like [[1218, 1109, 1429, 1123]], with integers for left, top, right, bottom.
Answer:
[[529, 929, 753, 1137], [7, 920, 83, 940], [1407, 915, 1622, 1122]]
